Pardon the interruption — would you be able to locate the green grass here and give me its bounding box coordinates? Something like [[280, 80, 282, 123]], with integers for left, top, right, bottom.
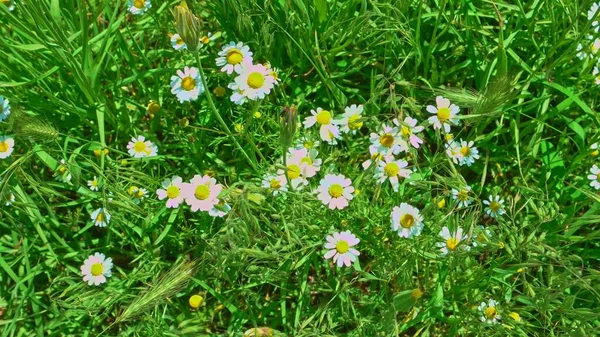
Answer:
[[1, 0, 600, 336]]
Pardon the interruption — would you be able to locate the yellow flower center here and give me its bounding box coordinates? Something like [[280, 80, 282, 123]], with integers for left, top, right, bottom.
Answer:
[[460, 146, 471, 156], [0, 141, 7, 153], [135, 189, 145, 198], [300, 157, 312, 165], [194, 184, 210, 200], [348, 114, 363, 130], [58, 166, 67, 174], [489, 201, 501, 212], [384, 162, 399, 177], [437, 107, 451, 122], [269, 179, 281, 189], [335, 240, 349, 253], [457, 190, 469, 201], [133, 0, 144, 8], [201, 36, 210, 44], [380, 134, 394, 147], [226, 49, 243, 64], [286, 164, 301, 179], [96, 213, 104, 222], [189, 294, 204, 308], [446, 237, 459, 250], [133, 141, 147, 153], [166, 185, 180, 199], [271, 71, 278, 80], [315, 110, 331, 125], [303, 141, 313, 149], [485, 307, 497, 319], [328, 184, 343, 198], [247, 72, 265, 89], [181, 76, 196, 91], [400, 126, 411, 137], [91, 263, 104, 276], [400, 214, 414, 229], [92, 180, 98, 187], [176, 37, 184, 45], [593, 149, 600, 156]]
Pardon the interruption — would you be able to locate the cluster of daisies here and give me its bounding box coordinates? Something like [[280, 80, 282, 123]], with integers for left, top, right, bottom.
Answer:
[[0, 96, 14, 161]]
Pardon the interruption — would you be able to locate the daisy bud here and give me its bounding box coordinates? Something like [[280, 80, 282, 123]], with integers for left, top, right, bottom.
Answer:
[[411, 288, 423, 300], [280, 105, 298, 150], [213, 86, 226, 97], [189, 294, 203, 308], [147, 101, 160, 115], [173, 1, 201, 51], [508, 312, 521, 322]]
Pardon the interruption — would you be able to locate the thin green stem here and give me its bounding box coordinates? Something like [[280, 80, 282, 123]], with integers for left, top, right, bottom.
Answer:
[[193, 51, 258, 171]]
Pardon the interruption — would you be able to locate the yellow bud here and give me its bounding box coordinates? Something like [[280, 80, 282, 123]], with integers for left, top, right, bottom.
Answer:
[[437, 198, 446, 209], [445, 134, 454, 142], [498, 242, 505, 249], [411, 288, 423, 300], [354, 188, 360, 196], [179, 117, 189, 127], [234, 123, 244, 133], [508, 312, 521, 322], [517, 268, 524, 273], [340, 219, 348, 227], [93, 148, 109, 157], [205, 169, 216, 177], [189, 294, 203, 308], [253, 111, 262, 119], [213, 86, 226, 97], [592, 150, 599, 157], [147, 102, 160, 115]]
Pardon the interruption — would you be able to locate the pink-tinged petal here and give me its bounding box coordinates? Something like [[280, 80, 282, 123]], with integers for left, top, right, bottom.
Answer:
[[336, 254, 345, 267], [94, 274, 106, 285], [328, 198, 340, 209], [319, 125, 330, 141], [426, 105, 437, 114], [156, 189, 167, 200], [326, 235, 336, 244], [349, 248, 360, 256], [436, 96, 450, 108], [303, 116, 317, 128], [325, 242, 335, 249], [336, 197, 349, 209], [166, 199, 180, 208], [410, 136, 423, 148], [440, 227, 451, 239], [324, 249, 336, 259], [343, 254, 352, 266]]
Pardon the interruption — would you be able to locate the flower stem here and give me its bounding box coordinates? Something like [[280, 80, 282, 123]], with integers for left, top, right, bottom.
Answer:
[[193, 51, 258, 171]]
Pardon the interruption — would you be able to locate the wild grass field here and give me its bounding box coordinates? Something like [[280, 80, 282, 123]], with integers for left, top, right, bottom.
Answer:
[[1, 0, 600, 336]]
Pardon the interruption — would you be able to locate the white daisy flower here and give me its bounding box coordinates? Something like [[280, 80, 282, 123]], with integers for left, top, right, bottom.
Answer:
[[232, 63, 275, 100], [457, 139, 480, 166], [427, 96, 460, 133], [369, 123, 406, 156], [472, 225, 492, 248], [591, 143, 599, 156], [0, 96, 10, 122], [436, 226, 469, 255], [54, 159, 72, 182], [303, 108, 341, 145], [375, 155, 411, 192], [479, 299, 501, 324], [128, 0, 151, 15], [170, 33, 187, 50], [91, 207, 111, 227], [316, 174, 355, 210], [0, 136, 15, 159], [323, 230, 360, 267], [127, 186, 148, 204], [593, 67, 600, 85], [264, 62, 281, 85], [156, 176, 185, 208], [361, 146, 384, 170], [588, 164, 600, 189], [394, 116, 424, 149], [277, 150, 309, 190], [209, 200, 231, 218], [81, 253, 113, 286], [215, 41, 253, 75], [390, 203, 424, 238], [590, 3, 600, 32], [127, 135, 158, 158], [452, 186, 472, 208], [339, 104, 364, 135], [290, 148, 321, 178], [445, 140, 462, 164], [87, 176, 100, 191], [576, 37, 600, 59], [261, 173, 288, 196], [228, 83, 248, 105], [295, 136, 320, 151], [199, 32, 216, 47], [483, 195, 505, 218], [182, 175, 222, 212], [170, 66, 204, 103]]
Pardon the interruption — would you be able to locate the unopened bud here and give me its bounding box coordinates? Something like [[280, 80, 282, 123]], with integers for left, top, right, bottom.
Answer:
[[280, 105, 298, 150], [172, 1, 201, 51]]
